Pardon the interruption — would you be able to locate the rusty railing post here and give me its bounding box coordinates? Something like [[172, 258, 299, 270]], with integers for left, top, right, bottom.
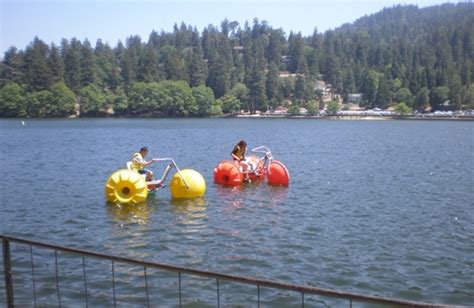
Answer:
[[3, 237, 14, 308]]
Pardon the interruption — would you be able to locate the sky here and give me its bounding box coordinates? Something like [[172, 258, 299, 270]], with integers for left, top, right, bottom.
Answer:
[[1, 0, 452, 55]]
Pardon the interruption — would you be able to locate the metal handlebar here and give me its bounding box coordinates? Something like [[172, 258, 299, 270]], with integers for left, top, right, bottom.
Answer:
[[251, 146, 273, 160], [152, 158, 190, 190]]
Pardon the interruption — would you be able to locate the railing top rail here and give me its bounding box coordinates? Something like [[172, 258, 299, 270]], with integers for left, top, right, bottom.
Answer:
[[0, 235, 462, 308]]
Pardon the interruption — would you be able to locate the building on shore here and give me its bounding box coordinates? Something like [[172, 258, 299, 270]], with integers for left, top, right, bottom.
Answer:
[[347, 93, 363, 104]]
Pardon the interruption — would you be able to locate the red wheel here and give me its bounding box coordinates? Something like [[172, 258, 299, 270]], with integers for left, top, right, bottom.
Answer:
[[267, 160, 290, 186], [213, 160, 243, 186]]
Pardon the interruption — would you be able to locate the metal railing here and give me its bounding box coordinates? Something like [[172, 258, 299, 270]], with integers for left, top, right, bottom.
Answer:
[[1, 235, 461, 307]]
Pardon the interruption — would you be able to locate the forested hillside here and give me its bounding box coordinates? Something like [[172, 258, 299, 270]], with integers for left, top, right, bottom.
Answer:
[[0, 2, 472, 117]]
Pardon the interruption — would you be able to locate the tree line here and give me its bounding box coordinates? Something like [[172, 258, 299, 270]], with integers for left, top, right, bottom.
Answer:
[[0, 3, 473, 117]]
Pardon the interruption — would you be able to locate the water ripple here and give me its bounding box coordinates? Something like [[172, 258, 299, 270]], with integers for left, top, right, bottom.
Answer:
[[1, 119, 473, 305]]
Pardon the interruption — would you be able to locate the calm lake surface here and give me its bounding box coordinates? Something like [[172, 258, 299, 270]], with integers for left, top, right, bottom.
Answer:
[[0, 118, 473, 306]]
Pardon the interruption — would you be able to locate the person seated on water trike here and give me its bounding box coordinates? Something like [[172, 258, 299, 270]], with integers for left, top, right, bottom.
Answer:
[[131, 146, 159, 181], [231, 140, 258, 181]]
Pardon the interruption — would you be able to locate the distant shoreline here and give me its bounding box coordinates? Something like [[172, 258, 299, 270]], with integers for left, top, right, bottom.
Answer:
[[2, 115, 473, 121], [230, 114, 474, 121]]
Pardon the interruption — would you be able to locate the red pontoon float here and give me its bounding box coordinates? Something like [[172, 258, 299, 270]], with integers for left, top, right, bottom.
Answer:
[[214, 146, 290, 186]]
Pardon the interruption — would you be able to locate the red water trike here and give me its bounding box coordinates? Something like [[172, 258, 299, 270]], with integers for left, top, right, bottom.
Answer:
[[213, 146, 290, 186]]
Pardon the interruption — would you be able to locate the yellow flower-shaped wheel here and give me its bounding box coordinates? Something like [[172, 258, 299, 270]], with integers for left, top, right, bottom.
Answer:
[[170, 169, 206, 199], [105, 169, 148, 204]]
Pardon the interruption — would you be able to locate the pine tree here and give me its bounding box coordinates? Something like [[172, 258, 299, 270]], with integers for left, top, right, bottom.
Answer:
[[1, 47, 24, 86], [324, 55, 343, 96], [185, 49, 205, 87], [288, 32, 308, 75], [294, 75, 305, 100], [265, 62, 281, 108], [187, 29, 207, 86], [246, 39, 267, 112], [81, 39, 96, 87], [139, 44, 160, 82], [343, 67, 356, 97], [266, 29, 284, 67], [162, 47, 187, 81], [207, 55, 230, 98], [94, 40, 120, 89], [449, 72, 463, 110], [306, 48, 319, 79], [148, 30, 161, 49], [375, 75, 391, 108], [120, 36, 142, 85], [48, 44, 64, 84], [63, 38, 82, 92], [23, 37, 52, 91], [221, 19, 230, 37], [207, 32, 233, 97]]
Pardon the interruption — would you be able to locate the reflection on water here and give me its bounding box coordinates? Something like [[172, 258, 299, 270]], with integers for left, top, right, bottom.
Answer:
[[105, 201, 157, 261], [170, 197, 208, 209], [265, 185, 289, 207], [216, 184, 289, 212], [170, 197, 208, 229], [106, 202, 154, 225]]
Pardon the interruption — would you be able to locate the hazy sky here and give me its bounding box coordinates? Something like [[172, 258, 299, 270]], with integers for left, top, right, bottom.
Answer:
[[1, 0, 451, 55]]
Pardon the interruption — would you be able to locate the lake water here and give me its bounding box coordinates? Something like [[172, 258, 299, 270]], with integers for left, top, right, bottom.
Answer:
[[0, 118, 473, 306]]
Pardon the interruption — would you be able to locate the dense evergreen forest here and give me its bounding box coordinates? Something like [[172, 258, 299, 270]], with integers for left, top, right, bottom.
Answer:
[[0, 3, 473, 117]]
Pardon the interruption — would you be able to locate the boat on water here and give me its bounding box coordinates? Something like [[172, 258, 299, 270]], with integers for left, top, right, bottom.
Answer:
[[214, 146, 290, 186], [105, 158, 206, 204]]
